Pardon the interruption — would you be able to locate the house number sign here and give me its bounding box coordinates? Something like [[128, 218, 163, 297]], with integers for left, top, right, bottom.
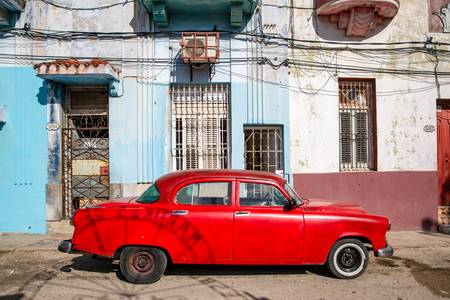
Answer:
[[47, 123, 60, 131], [423, 125, 435, 133]]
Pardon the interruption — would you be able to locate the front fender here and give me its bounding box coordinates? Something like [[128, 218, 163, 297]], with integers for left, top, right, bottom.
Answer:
[[302, 213, 389, 264]]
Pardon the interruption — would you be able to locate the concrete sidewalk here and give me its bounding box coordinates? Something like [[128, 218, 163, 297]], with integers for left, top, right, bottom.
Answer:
[[0, 221, 449, 252], [0, 221, 73, 252]]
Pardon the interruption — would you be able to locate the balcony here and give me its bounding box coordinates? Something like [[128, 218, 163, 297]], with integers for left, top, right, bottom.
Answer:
[[0, 0, 25, 28], [142, 0, 256, 27], [316, 0, 400, 37]]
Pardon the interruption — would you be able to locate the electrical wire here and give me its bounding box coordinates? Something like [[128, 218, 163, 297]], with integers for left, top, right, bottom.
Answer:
[[37, 0, 135, 11], [5, 27, 450, 47]]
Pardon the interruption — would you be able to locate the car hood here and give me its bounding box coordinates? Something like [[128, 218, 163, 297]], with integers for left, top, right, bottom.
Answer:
[[302, 199, 367, 214]]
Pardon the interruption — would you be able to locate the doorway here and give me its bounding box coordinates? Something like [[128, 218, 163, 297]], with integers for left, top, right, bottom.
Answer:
[[62, 87, 109, 217], [437, 99, 450, 206]]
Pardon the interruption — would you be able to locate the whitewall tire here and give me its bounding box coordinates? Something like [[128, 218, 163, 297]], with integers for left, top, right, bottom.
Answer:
[[326, 238, 369, 279]]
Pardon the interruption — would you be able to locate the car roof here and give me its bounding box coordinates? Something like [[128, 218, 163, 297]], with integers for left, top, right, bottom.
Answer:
[[156, 169, 286, 192]]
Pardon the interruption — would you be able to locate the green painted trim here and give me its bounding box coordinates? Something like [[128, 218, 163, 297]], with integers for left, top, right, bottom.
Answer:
[[142, 0, 256, 27], [230, 2, 243, 27], [153, 2, 169, 27]]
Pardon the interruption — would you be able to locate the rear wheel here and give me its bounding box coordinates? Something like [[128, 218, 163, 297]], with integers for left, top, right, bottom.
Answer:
[[119, 247, 167, 284], [326, 238, 369, 279]]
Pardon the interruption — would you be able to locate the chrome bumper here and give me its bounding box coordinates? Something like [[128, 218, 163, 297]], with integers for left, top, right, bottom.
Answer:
[[376, 244, 394, 257], [58, 239, 73, 253]]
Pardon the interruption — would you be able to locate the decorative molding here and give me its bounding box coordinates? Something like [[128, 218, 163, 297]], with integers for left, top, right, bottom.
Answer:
[[317, 0, 400, 37], [433, 3, 450, 33]]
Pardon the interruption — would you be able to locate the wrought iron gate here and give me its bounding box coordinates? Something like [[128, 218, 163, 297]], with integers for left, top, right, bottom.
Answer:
[[62, 115, 109, 217]]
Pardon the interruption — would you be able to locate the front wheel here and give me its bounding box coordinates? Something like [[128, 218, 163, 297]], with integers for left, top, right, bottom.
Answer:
[[326, 238, 369, 279], [119, 247, 167, 284]]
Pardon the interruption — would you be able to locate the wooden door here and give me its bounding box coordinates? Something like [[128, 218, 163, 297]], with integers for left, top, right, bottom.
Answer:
[[437, 107, 450, 206]]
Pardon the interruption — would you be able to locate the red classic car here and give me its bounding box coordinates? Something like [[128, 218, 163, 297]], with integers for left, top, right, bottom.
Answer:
[[59, 170, 393, 283]]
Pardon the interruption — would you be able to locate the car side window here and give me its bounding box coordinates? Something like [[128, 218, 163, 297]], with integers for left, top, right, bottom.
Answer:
[[175, 182, 231, 206], [239, 182, 288, 207]]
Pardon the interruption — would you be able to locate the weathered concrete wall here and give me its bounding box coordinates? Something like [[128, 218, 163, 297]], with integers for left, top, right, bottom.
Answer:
[[0, 0, 293, 223], [289, 0, 450, 229], [290, 0, 450, 173]]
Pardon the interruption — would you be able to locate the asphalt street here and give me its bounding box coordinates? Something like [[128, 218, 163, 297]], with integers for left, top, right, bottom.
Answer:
[[0, 231, 449, 300]]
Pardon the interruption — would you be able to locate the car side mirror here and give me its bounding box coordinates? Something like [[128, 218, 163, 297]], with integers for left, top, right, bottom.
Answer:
[[283, 201, 297, 212]]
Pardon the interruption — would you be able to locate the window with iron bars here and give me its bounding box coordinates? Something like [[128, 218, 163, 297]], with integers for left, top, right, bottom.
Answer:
[[244, 126, 284, 174], [339, 79, 377, 171], [171, 84, 230, 170]]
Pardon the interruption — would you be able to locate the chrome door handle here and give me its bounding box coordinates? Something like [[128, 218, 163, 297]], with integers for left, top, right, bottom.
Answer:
[[235, 211, 250, 216], [172, 210, 189, 215]]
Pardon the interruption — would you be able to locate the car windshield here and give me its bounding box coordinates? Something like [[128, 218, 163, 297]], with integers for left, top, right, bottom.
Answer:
[[137, 183, 160, 203], [284, 182, 303, 205]]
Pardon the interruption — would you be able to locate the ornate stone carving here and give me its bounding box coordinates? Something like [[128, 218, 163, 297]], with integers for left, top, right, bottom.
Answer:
[[433, 3, 450, 33], [429, 0, 450, 33], [316, 0, 400, 37]]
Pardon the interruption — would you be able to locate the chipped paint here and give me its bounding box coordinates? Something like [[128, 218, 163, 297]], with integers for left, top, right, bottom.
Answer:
[[290, 0, 447, 174]]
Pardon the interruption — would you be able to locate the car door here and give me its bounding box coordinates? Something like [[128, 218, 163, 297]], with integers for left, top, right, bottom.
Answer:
[[232, 179, 304, 264], [170, 178, 235, 264]]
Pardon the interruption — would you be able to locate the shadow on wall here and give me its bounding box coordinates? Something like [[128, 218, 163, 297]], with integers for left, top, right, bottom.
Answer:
[[129, 0, 149, 32], [171, 57, 214, 83], [37, 84, 47, 106], [312, 0, 397, 41]]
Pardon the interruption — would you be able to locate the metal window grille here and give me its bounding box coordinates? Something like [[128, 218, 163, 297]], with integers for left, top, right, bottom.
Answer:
[[244, 126, 284, 174], [339, 79, 375, 171], [171, 84, 230, 170]]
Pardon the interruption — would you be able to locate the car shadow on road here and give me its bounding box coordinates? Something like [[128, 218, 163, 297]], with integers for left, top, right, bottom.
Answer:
[[60, 254, 334, 279]]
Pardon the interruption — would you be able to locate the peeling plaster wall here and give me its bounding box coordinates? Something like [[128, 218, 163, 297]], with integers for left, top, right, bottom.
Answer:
[[0, 0, 292, 213], [289, 0, 450, 173], [289, 0, 447, 229]]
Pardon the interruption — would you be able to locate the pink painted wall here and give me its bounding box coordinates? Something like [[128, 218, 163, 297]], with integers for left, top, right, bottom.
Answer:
[[294, 171, 438, 231]]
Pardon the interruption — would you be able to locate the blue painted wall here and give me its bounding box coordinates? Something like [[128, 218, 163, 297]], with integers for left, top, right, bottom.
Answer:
[[109, 80, 169, 184], [0, 67, 47, 233], [109, 11, 291, 184], [230, 81, 291, 182]]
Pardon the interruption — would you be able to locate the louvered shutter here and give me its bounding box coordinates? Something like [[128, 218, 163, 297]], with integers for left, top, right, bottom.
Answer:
[[186, 118, 199, 169], [339, 79, 375, 171], [355, 112, 369, 167], [340, 111, 353, 168], [204, 117, 218, 169]]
